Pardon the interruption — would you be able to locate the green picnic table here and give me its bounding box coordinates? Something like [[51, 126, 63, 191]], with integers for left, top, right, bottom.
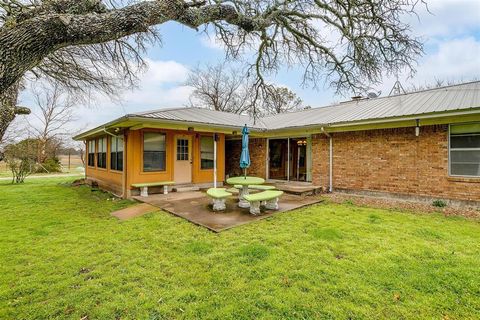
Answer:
[[226, 176, 265, 208]]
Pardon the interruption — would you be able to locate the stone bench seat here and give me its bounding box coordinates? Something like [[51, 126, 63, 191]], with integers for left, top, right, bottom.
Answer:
[[243, 190, 284, 215], [131, 181, 175, 197], [206, 188, 233, 211]]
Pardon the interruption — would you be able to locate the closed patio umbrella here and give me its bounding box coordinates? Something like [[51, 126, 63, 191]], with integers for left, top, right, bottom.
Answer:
[[240, 124, 250, 178]]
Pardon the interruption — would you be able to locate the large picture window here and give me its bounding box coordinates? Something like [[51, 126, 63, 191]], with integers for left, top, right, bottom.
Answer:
[[200, 136, 214, 169], [87, 140, 95, 167], [450, 123, 480, 177], [97, 137, 107, 169], [143, 132, 166, 171], [110, 136, 123, 171]]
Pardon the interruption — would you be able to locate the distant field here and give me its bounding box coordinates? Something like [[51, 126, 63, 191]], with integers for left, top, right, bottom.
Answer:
[[0, 154, 84, 177]]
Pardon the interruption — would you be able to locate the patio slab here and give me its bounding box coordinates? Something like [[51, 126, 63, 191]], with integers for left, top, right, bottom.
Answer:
[[133, 191, 322, 232]]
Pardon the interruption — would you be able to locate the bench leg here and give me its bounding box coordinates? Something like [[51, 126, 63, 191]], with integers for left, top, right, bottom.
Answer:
[[249, 201, 261, 215], [238, 186, 250, 208], [212, 198, 226, 211], [265, 197, 279, 210], [140, 187, 149, 197], [163, 186, 168, 195]]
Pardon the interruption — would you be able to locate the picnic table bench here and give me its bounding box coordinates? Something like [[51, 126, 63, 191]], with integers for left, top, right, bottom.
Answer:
[[243, 190, 284, 215], [131, 181, 175, 197], [206, 188, 232, 211]]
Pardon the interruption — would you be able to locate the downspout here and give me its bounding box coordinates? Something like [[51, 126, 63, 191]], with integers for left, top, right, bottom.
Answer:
[[102, 127, 126, 199], [321, 127, 333, 193], [83, 140, 87, 180]]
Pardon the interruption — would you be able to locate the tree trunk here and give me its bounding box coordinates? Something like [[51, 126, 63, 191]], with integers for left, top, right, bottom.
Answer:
[[0, 82, 30, 145]]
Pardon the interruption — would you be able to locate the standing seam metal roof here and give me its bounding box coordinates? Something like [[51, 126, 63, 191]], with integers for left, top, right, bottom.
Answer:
[[80, 81, 480, 138]]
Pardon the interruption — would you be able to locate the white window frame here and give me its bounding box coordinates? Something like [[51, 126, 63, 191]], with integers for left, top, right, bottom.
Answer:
[[448, 122, 480, 178]]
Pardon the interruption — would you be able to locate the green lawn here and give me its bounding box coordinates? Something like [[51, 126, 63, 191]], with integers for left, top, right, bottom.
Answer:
[[0, 178, 479, 319]]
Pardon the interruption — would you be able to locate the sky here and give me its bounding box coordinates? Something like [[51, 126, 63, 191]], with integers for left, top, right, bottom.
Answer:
[[17, 0, 480, 134]]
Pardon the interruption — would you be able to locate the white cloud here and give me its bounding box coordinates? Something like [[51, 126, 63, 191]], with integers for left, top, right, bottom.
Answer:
[[408, 0, 480, 38], [18, 58, 194, 133], [375, 36, 480, 94]]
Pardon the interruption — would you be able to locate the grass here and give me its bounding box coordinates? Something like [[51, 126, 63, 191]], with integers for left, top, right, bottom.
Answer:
[[0, 178, 479, 319]]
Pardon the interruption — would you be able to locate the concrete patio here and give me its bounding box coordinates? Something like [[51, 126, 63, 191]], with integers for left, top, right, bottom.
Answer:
[[132, 191, 322, 232]]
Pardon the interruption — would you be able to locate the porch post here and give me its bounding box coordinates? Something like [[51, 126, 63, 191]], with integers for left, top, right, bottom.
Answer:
[[287, 138, 290, 181], [213, 133, 217, 188]]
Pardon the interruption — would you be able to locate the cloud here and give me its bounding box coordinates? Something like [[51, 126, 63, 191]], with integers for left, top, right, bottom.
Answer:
[[18, 58, 194, 133], [407, 0, 480, 38]]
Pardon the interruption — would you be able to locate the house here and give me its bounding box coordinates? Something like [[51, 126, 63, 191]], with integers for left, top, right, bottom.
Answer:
[[74, 81, 480, 204]]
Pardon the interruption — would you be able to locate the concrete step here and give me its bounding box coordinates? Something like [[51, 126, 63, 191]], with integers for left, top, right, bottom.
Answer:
[[275, 184, 323, 196], [173, 186, 200, 193]]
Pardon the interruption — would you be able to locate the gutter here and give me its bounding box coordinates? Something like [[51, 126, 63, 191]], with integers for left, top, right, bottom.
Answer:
[[321, 127, 333, 193]]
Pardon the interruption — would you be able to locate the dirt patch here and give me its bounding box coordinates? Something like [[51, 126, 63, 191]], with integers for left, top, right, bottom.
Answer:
[[323, 193, 480, 219]]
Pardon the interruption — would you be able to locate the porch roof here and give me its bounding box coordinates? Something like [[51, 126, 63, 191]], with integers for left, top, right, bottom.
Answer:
[[74, 81, 480, 140]]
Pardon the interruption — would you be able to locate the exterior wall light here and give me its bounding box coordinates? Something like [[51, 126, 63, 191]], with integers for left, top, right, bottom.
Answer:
[[415, 119, 420, 137]]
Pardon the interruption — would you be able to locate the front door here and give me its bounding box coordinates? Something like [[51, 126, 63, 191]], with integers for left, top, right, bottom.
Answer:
[[174, 135, 192, 183]]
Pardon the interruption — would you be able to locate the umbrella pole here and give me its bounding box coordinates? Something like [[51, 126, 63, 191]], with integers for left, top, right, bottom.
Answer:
[[213, 137, 217, 188]]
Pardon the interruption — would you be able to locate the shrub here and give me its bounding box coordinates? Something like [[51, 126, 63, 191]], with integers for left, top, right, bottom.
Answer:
[[36, 158, 62, 173], [432, 199, 447, 208]]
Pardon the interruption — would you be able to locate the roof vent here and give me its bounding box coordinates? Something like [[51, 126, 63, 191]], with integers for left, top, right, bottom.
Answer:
[[351, 95, 364, 101]]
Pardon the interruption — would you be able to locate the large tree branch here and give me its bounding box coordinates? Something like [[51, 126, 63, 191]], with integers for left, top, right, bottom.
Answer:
[[0, 1, 268, 95]]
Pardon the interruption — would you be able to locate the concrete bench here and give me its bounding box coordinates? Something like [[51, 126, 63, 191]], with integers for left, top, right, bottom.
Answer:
[[243, 190, 284, 215], [206, 188, 232, 211], [131, 181, 175, 197], [233, 184, 276, 191]]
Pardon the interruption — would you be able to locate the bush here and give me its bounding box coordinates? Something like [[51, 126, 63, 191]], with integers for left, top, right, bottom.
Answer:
[[432, 199, 447, 208], [36, 158, 62, 173]]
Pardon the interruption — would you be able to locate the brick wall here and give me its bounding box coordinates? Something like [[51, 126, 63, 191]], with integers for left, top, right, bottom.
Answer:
[[312, 125, 480, 202], [225, 138, 267, 179]]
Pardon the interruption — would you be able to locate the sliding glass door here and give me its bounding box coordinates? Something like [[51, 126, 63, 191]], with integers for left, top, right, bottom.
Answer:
[[268, 137, 311, 182]]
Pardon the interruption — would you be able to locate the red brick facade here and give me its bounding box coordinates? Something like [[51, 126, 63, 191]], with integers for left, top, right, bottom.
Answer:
[[312, 125, 480, 202], [225, 138, 267, 179], [224, 125, 479, 202]]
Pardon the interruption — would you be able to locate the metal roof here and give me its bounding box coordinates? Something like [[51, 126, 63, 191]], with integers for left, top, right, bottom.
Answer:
[[132, 107, 266, 130], [75, 81, 480, 139], [262, 81, 480, 129]]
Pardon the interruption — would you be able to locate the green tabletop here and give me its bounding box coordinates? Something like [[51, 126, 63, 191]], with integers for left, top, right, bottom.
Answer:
[[226, 176, 265, 186]]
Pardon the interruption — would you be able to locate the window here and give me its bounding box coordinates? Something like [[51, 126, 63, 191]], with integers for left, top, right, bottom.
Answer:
[[176, 139, 189, 161], [87, 140, 95, 167], [450, 123, 480, 177], [97, 137, 107, 169], [143, 132, 166, 171], [200, 136, 214, 169], [110, 136, 124, 171]]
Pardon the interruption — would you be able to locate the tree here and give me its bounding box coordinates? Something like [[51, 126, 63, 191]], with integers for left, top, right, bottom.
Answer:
[[187, 63, 304, 115], [1, 0, 424, 142], [3, 138, 37, 183], [29, 83, 76, 163], [263, 86, 303, 115], [187, 63, 254, 114]]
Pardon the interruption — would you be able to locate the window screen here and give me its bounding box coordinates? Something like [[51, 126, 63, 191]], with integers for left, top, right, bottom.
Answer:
[[200, 136, 214, 169], [97, 137, 107, 168], [88, 140, 95, 167], [110, 136, 124, 171], [450, 123, 480, 176], [143, 132, 166, 171]]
